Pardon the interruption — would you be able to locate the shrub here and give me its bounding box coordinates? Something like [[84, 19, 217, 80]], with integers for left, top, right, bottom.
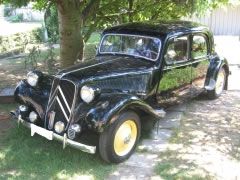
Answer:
[[4, 6, 12, 17], [31, 27, 46, 43], [0, 28, 45, 54], [44, 4, 59, 43], [24, 46, 41, 69]]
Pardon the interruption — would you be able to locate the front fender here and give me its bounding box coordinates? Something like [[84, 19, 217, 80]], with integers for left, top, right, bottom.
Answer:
[[14, 78, 52, 119], [75, 93, 163, 132]]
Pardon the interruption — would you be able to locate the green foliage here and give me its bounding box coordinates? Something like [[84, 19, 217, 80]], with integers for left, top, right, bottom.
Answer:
[[31, 26, 45, 43], [42, 44, 58, 74], [24, 45, 41, 69], [3, 5, 12, 17], [87, 32, 101, 44], [0, 33, 26, 54], [1, 0, 232, 67], [0, 29, 44, 54], [44, 3, 59, 43], [84, 32, 101, 60]]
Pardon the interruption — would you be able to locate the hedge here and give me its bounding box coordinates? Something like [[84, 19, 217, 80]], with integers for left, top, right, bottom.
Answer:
[[0, 27, 45, 55]]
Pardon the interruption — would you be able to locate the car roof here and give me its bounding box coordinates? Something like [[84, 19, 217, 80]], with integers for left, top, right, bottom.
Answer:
[[103, 20, 210, 38]]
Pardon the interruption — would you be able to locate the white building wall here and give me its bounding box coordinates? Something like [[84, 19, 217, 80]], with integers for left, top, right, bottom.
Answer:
[[188, 5, 240, 35]]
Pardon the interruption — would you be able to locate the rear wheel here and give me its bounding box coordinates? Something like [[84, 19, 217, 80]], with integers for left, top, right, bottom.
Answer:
[[207, 67, 226, 99], [99, 111, 141, 163]]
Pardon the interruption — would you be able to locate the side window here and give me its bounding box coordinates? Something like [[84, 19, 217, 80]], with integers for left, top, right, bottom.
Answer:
[[191, 35, 208, 59], [165, 36, 189, 64]]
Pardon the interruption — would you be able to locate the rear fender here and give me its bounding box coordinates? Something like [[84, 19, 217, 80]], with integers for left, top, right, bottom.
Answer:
[[205, 55, 229, 90]]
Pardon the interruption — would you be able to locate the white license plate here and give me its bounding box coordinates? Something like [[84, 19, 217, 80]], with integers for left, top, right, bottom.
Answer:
[[31, 124, 53, 140]]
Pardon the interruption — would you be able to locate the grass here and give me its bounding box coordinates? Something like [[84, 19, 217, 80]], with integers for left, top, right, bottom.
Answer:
[[0, 103, 16, 114], [154, 107, 213, 179], [0, 32, 113, 179], [0, 104, 115, 180], [154, 150, 212, 180]]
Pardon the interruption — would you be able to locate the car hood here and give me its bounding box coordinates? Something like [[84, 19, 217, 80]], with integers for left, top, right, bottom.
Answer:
[[59, 55, 155, 79], [58, 55, 155, 94]]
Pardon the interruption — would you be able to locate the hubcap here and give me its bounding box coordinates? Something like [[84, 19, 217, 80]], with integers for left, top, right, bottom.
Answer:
[[215, 69, 225, 95], [114, 120, 137, 156]]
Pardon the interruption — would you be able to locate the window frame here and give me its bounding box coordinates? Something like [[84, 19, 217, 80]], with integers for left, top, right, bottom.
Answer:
[[190, 33, 210, 60], [98, 33, 162, 62], [164, 35, 191, 66]]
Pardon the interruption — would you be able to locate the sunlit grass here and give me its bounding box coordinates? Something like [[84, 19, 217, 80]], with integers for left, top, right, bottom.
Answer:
[[0, 103, 115, 179], [0, 122, 115, 179], [155, 150, 212, 180]]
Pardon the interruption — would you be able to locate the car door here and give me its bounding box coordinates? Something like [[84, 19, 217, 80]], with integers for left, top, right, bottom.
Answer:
[[157, 35, 192, 106], [190, 34, 210, 95]]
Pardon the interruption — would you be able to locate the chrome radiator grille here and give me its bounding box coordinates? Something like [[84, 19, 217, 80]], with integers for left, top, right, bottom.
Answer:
[[45, 78, 76, 130]]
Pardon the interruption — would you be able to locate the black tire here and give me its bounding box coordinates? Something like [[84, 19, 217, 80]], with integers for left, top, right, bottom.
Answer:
[[99, 111, 141, 163], [207, 67, 226, 99]]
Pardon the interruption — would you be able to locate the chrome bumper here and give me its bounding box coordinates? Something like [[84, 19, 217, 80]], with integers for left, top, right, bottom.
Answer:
[[16, 115, 96, 154]]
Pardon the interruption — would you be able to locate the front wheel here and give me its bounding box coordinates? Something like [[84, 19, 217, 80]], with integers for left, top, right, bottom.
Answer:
[[99, 111, 141, 163], [207, 67, 226, 99]]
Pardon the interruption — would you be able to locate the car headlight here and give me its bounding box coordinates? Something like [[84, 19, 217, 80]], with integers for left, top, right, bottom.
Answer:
[[27, 71, 40, 87], [80, 86, 96, 103], [54, 121, 65, 134], [29, 111, 38, 123]]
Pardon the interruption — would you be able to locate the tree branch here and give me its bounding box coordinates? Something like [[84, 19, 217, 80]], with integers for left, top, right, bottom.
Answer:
[[82, 0, 100, 21]]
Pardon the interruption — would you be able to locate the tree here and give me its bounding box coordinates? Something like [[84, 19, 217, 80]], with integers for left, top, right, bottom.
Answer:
[[0, 0, 230, 68]]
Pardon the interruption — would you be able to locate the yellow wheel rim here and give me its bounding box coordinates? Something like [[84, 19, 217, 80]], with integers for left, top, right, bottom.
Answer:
[[114, 120, 138, 156], [216, 69, 225, 95]]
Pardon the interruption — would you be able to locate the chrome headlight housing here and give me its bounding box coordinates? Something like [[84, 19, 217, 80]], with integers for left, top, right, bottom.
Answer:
[[80, 86, 96, 103], [27, 71, 40, 87]]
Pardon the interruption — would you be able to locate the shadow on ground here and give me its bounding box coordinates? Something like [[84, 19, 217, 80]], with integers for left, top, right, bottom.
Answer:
[[156, 91, 240, 179]]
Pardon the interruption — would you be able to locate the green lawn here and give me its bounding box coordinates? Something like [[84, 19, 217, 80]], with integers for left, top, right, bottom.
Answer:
[[0, 32, 115, 179], [0, 104, 115, 180]]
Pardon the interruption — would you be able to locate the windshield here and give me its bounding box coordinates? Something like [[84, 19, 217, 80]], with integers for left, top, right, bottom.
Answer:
[[99, 34, 161, 61]]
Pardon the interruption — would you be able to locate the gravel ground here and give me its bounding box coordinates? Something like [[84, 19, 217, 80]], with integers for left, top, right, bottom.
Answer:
[[163, 90, 240, 179]]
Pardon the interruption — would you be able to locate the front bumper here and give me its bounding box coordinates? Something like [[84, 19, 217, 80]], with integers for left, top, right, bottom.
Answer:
[[15, 115, 96, 154]]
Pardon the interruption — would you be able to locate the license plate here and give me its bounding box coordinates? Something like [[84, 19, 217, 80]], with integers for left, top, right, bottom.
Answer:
[[31, 124, 53, 140]]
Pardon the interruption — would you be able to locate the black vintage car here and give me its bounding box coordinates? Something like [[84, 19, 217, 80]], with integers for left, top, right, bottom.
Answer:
[[12, 21, 229, 163]]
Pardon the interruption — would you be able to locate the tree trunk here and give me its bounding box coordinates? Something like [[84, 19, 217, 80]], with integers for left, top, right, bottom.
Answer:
[[128, 0, 134, 22], [57, 2, 84, 68]]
